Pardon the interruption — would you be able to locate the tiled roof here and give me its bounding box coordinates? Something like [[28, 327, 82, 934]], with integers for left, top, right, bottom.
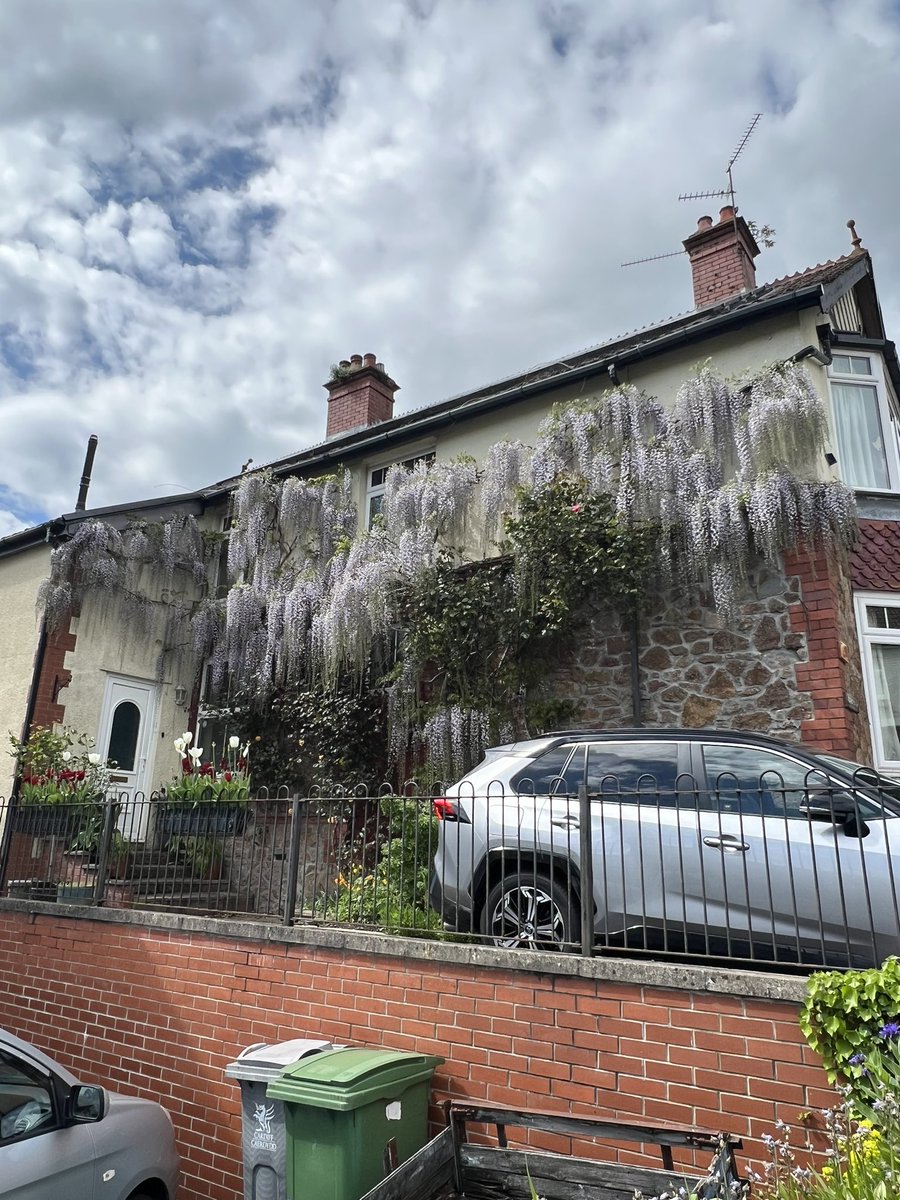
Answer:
[[852, 519, 900, 592], [234, 251, 869, 489], [758, 254, 859, 301]]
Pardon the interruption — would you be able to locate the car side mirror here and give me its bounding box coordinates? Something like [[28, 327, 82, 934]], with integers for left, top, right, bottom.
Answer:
[[801, 792, 869, 838], [802, 792, 857, 823], [69, 1084, 106, 1123]]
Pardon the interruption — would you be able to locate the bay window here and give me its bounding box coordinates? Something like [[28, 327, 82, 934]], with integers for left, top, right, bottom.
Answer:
[[828, 353, 900, 492]]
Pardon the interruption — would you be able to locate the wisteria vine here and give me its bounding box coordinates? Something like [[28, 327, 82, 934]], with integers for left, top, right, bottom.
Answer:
[[38, 362, 855, 775]]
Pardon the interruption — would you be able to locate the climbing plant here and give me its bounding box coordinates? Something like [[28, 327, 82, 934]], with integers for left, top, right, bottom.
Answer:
[[37, 361, 855, 778], [37, 512, 219, 680]]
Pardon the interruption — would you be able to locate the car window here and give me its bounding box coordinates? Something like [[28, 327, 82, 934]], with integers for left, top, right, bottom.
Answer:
[[587, 743, 682, 806], [0, 1049, 56, 1141], [513, 745, 582, 795], [700, 745, 880, 819]]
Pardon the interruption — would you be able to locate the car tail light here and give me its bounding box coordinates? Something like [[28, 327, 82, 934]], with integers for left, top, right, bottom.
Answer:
[[432, 797, 470, 823]]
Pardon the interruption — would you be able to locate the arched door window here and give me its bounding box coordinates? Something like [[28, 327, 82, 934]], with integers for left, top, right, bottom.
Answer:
[[107, 701, 141, 772]]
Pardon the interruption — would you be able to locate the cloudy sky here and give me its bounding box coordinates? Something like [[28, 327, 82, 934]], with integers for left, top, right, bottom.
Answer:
[[0, 0, 897, 535]]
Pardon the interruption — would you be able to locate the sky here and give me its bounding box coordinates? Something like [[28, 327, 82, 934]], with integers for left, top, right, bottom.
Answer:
[[0, 0, 898, 536]]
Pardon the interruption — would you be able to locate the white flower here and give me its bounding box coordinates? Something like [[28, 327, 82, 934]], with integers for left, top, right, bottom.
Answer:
[[182, 731, 193, 746], [228, 735, 240, 750], [241, 743, 250, 758], [173, 737, 185, 754], [188, 747, 203, 762], [88, 753, 101, 766], [61, 751, 72, 762]]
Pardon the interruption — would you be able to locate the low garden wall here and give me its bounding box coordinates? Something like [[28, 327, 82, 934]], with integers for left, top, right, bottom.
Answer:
[[0, 902, 834, 1199]]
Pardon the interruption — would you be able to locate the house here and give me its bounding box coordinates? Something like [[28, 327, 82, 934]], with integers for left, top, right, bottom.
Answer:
[[1, 205, 898, 808]]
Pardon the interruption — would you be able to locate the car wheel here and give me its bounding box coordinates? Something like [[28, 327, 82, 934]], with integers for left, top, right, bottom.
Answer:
[[481, 871, 577, 950]]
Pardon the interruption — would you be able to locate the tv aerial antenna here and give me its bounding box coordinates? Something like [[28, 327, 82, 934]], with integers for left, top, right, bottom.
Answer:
[[621, 113, 763, 268]]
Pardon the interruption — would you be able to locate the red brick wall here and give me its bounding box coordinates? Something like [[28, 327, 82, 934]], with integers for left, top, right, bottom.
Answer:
[[0, 909, 832, 1200]]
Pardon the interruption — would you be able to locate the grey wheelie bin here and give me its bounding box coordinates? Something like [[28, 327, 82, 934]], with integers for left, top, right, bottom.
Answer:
[[267, 1046, 444, 1200], [226, 1037, 334, 1200]]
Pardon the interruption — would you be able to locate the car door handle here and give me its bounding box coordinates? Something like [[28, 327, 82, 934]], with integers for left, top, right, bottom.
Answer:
[[703, 835, 750, 853], [551, 816, 579, 829]]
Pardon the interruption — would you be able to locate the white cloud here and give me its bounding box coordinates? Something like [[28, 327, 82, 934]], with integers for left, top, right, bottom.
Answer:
[[0, 0, 897, 529]]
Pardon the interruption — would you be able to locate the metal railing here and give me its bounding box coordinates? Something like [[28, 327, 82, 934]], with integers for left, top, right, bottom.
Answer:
[[0, 770, 897, 971]]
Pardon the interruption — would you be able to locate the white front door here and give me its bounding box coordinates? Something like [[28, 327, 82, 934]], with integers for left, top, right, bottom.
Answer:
[[97, 676, 158, 842]]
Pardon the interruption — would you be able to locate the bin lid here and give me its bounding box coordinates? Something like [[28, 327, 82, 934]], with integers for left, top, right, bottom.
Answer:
[[225, 1038, 334, 1083], [267, 1046, 444, 1111]]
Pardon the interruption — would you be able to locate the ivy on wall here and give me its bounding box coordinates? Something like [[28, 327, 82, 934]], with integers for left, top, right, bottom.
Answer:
[[39, 362, 855, 780]]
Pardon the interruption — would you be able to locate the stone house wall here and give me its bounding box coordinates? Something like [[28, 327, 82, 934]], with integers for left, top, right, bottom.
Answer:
[[551, 546, 873, 761]]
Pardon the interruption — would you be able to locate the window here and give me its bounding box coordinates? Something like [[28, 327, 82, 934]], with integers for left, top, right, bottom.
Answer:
[[701, 745, 827, 817], [107, 700, 141, 771], [586, 742, 682, 805], [514, 744, 584, 795], [366, 452, 436, 527], [856, 594, 900, 770], [828, 353, 900, 492], [0, 1049, 55, 1141], [196, 662, 241, 766]]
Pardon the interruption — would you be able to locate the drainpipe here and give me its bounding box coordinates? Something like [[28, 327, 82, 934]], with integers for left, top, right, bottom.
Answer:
[[629, 608, 642, 727]]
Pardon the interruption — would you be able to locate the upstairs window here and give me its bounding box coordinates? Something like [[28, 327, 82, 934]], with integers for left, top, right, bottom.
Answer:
[[366, 451, 436, 527], [828, 353, 900, 492]]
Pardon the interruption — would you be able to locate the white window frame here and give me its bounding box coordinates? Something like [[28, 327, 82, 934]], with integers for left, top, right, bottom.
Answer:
[[195, 660, 243, 764], [365, 449, 436, 528], [855, 591, 900, 772], [827, 351, 900, 493]]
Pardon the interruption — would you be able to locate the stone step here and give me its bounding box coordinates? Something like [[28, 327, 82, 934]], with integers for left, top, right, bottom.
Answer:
[[132, 889, 248, 912]]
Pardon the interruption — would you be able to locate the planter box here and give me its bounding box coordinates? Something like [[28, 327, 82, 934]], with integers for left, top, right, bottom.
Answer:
[[56, 883, 95, 904], [7, 880, 58, 902], [155, 803, 250, 837], [12, 807, 84, 839]]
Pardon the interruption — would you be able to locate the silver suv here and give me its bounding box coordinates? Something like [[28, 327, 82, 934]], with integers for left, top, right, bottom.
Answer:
[[429, 729, 900, 968], [0, 1026, 180, 1199]]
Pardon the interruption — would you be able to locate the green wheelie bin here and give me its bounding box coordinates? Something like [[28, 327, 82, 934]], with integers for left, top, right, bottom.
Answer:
[[266, 1046, 443, 1200]]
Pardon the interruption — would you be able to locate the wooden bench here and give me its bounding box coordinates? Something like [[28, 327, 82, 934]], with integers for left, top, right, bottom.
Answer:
[[361, 1102, 745, 1200]]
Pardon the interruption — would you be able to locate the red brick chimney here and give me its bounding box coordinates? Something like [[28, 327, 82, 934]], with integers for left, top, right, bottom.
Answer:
[[324, 353, 399, 438], [682, 206, 760, 307]]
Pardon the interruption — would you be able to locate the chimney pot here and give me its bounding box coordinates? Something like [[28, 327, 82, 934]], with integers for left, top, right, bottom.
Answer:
[[350, 353, 363, 368], [363, 353, 377, 368], [697, 215, 714, 231], [718, 205, 735, 223]]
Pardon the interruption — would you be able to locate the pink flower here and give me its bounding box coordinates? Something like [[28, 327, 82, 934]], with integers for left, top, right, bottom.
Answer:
[[570, 503, 583, 513]]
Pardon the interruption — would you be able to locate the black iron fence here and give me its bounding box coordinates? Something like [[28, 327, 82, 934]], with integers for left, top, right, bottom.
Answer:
[[1, 771, 898, 971]]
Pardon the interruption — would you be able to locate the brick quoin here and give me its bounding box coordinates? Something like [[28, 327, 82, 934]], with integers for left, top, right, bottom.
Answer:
[[0, 910, 831, 1200], [28, 618, 76, 732], [785, 545, 873, 760]]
